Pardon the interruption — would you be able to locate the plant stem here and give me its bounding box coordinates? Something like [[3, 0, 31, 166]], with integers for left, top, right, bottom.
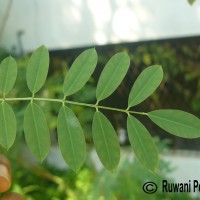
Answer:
[[0, 97, 147, 116]]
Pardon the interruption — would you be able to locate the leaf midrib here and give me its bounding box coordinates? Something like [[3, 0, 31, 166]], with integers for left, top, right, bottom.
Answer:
[[2, 103, 8, 148], [32, 50, 43, 93], [63, 107, 78, 171], [3, 58, 11, 93], [97, 55, 126, 101], [64, 51, 94, 95], [96, 113, 112, 166], [129, 67, 161, 106], [129, 117, 154, 170], [31, 104, 42, 160]]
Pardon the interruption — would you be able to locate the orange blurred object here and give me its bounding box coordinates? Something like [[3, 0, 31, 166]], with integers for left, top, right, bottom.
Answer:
[[1, 192, 25, 200], [0, 155, 11, 193]]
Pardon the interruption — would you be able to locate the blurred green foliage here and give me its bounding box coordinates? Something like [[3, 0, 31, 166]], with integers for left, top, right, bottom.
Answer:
[[0, 48, 8, 61], [2, 137, 199, 200], [188, 0, 196, 5]]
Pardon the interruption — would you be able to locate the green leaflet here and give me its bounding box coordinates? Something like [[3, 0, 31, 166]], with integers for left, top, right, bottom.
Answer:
[[96, 52, 130, 101], [24, 103, 50, 161], [0, 56, 17, 94], [92, 111, 120, 171], [26, 45, 49, 93], [0, 102, 16, 150], [148, 110, 200, 138], [57, 106, 86, 173], [127, 115, 158, 172], [128, 65, 163, 108], [63, 48, 98, 96]]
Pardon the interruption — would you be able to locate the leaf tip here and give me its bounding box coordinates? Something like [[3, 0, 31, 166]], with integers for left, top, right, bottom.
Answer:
[[109, 167, 118, 174], [39, 155, 47, 163], [159, 65, 163, 73], [152, 64, 163, 72], [92, 47, 96, 51], [188, 0, 196, 5], [91, 47, 98, 58], [8, 55, 13, 59], [74, 170, 79, 174], [39, 44, 47, 49], [86, 47, 97, 55], [150, 166, 158, 175], [71, 166, 81, 174], [37, 45, 49, 55], [5, 145, 10, 152], [122, 51, 130, 61]]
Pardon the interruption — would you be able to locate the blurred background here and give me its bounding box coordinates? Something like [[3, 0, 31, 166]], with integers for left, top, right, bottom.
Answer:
[[0, 0, 200, 199]]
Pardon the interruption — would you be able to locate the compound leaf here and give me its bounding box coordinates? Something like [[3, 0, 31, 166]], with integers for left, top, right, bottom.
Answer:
[[0, 56, 17, 94], [127, 115, 158, 172], [148, 110, 200, 138], [0, 102, 16, 150], [96, 52, 130, 101], [24, 103, 50, 161], [57, 106, 86, 173], [63, 48, 97, 96], [26, 45, 49, 93], [92, 111, 120, 171], [128, 65, 163, 108]]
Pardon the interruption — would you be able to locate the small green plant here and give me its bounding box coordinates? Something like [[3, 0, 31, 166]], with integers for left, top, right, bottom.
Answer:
[[0, 45, 200, 173]]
